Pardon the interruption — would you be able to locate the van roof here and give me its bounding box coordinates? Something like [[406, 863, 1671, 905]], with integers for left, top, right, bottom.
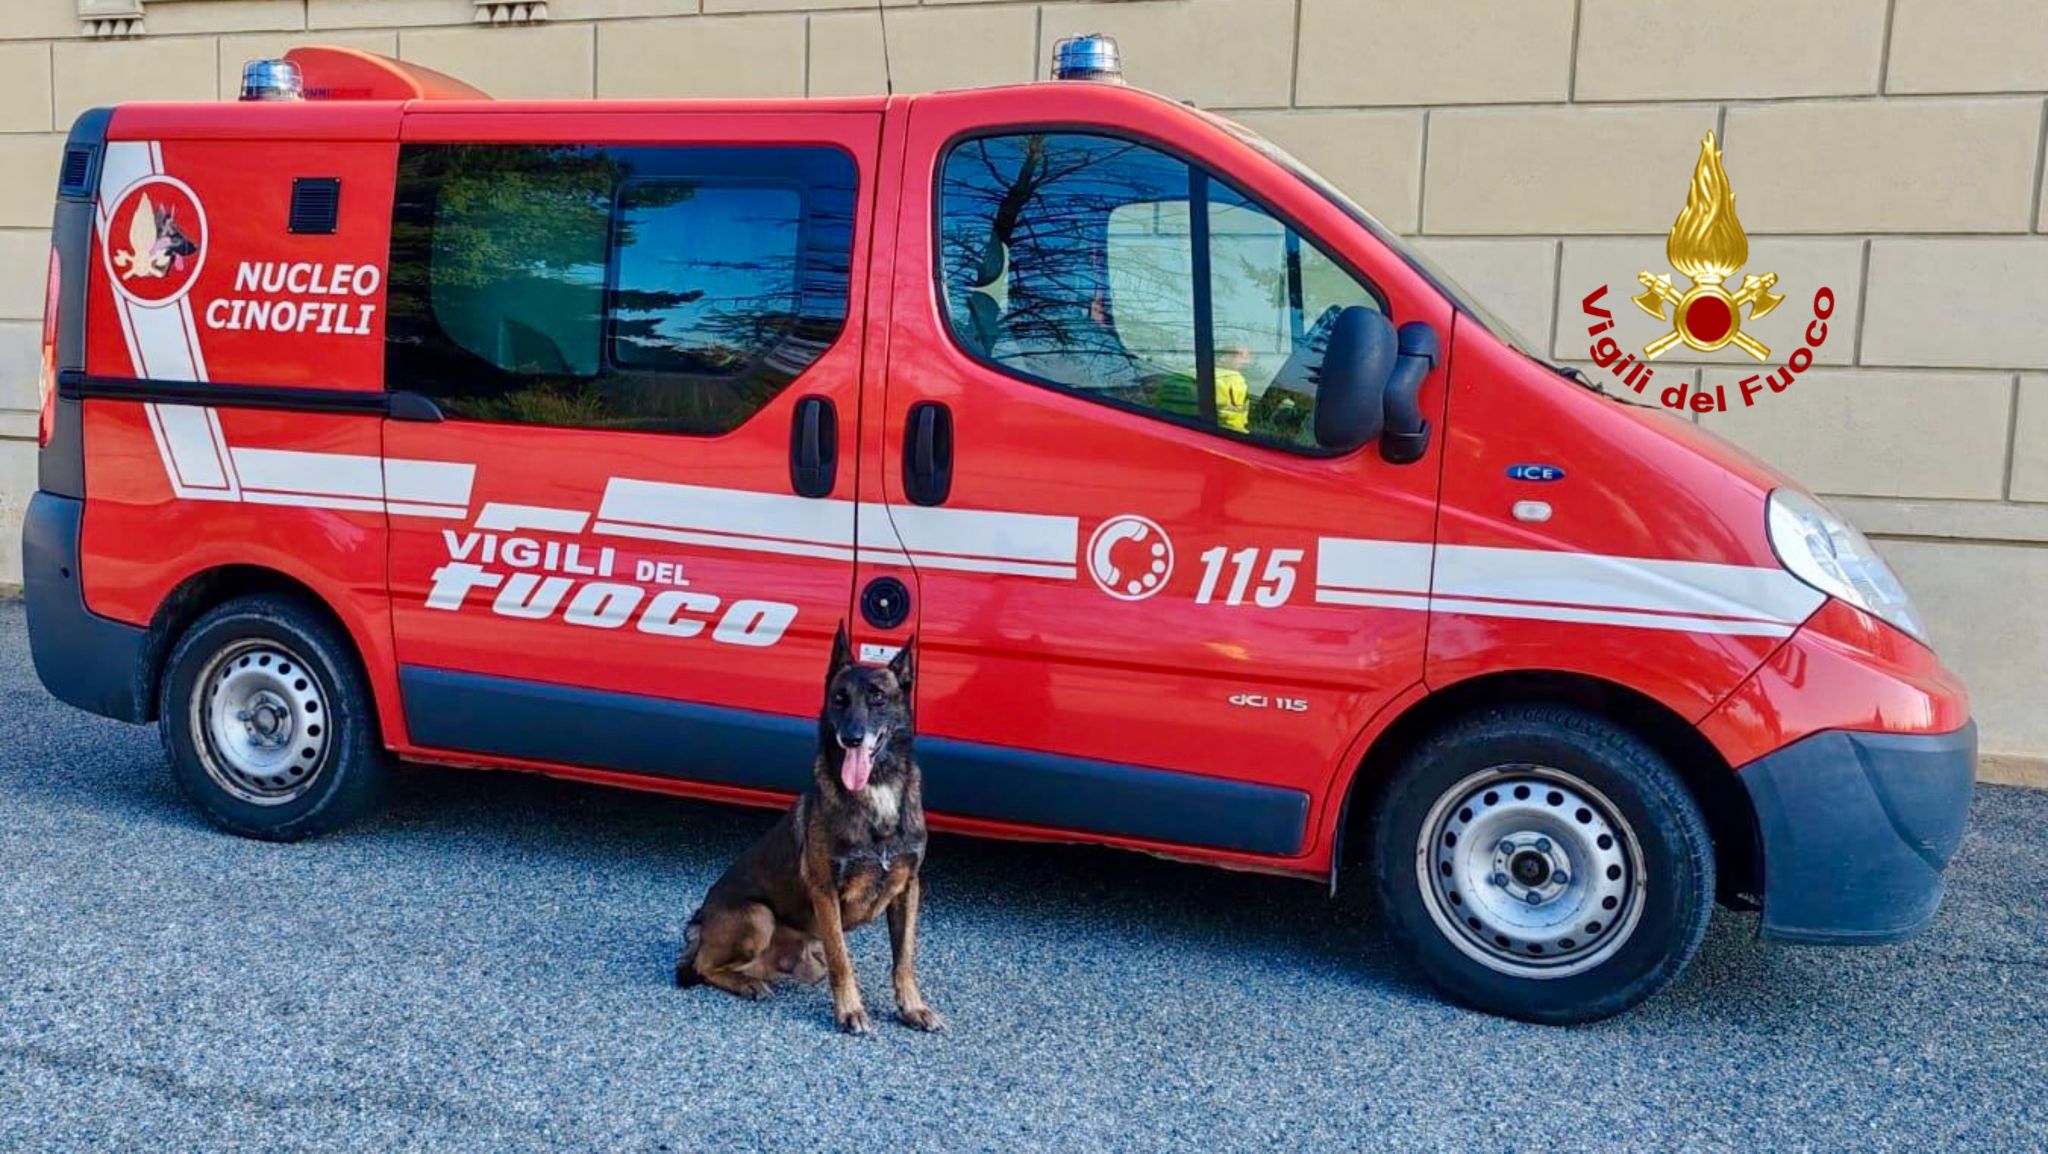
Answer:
[[104, 45, 1202, 144], [264, 45, 897, 111]]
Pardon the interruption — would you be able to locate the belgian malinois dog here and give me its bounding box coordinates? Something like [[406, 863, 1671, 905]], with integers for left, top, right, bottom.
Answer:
[[675, 625, 942, 1035]]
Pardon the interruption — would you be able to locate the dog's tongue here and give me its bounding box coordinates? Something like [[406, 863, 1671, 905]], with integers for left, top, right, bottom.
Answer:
[[840, 743, 873, 793]]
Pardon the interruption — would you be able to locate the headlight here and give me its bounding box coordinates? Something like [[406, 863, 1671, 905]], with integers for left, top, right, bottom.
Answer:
[[1767, 489, 1927, 642]]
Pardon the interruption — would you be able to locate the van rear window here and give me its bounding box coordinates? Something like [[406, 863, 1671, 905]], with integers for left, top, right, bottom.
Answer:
[[387, 144, 855, 436]]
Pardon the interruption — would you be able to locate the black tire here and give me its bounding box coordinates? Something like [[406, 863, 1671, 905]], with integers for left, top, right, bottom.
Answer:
[[1370, 705, 1714, 1025], [158, 593, 389, 842]]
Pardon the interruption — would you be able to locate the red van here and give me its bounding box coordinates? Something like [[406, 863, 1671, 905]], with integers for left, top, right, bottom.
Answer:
[[23, 44, 1974, 1023]]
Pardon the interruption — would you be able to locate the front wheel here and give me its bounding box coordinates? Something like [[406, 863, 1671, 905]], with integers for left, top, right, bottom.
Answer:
[[1370, 706, 1715, 1024], [158, 594, 389, 842]]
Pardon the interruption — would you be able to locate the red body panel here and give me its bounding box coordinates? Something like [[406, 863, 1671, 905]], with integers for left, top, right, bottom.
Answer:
[[63, 78, 1971, 882], [79, 403, 407, 743], [80, 124, 408, 739], [1700, 599, 1971, 768], [1428, 324, 1802, 723]]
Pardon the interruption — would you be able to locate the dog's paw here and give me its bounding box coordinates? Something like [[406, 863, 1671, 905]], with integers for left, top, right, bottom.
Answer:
[[738, 980, 774, 1001], [897, 1005, 947, 1033], [835, 1006, 876, 1036]]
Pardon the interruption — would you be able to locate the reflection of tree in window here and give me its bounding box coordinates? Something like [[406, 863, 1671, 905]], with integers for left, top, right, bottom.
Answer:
[[940, 133, 1379, 451], [942, 135, 1193, 393], [386, 144, 856, 436]]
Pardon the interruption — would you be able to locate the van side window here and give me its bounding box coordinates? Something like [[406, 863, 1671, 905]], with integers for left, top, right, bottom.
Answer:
[[939, 132, 1382, 451], [388, 144, 855, 435]]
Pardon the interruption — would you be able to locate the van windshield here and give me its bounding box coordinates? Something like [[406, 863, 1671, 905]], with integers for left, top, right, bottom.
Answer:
[[1201, 112, 1548, 363]]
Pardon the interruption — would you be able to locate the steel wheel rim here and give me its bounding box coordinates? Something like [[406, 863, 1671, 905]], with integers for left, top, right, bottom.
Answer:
[[1415, 764, 1648, 980], [191, 639, 330, 807]]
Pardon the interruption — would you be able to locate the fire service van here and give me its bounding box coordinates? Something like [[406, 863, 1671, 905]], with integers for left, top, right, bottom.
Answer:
[[23, 42, 1975, 1023]]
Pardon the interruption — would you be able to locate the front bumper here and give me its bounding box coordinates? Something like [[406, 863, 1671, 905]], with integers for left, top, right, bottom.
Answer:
[[1740, 722, 1976, 944]]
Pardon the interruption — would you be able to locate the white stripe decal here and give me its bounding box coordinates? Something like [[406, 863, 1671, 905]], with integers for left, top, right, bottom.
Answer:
[[386, 502, 470, 520], [858, 503, 1078, 566], [599, 478, 853, 550], [232, 448, 383, 499], [241, 491, 388, 515], [475, 503, 590, 533], [385, 457, 476, 508], [594, 478, 1076, 576], [1313, 536, 1821, 637], [97, 142, 153, 382], [1313, 589, 1433, 612], [179, 295, 210, 381], [592, 520, 856, 563], [155, 405, 234, 494], [204, 409, 240, 492], [1427, 596, 1797, 638], [1315, 538, 1433, 595], [100, 141, 199, 384], [855, 547, 1077, 581], [1433, 544, 1821, 627]]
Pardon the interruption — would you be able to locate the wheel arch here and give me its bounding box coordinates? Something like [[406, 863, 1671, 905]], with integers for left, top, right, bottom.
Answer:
[[1329, 670, 1761, 907], [138, 564, 378, 725]]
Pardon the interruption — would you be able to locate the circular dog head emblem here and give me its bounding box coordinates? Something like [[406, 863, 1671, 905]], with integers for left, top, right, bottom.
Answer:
[[103, 175, 207, 307], [1087, 514, 1174, 602]]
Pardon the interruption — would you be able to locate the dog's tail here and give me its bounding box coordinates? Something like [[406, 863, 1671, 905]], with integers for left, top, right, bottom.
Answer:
[[674, 914, 705, 988]]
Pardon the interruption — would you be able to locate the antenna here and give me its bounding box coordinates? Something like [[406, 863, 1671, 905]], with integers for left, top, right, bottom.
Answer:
[[876, 0, 895, 95]]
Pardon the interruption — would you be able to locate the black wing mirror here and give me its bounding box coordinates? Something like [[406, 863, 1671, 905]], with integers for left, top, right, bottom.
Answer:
[[1380, 321, 1439, 465], [1313, 306, 1395, 451], [1313, 307, 1439, 461]]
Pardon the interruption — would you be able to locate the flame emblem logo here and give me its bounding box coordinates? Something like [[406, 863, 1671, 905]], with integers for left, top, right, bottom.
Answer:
[[1631, 132, 1784, 361], [102, 175, 208, 308]]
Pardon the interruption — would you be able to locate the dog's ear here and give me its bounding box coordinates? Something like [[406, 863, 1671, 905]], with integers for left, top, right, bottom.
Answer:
[[826, 620, 852, 683], [888, 633, 915, 693]]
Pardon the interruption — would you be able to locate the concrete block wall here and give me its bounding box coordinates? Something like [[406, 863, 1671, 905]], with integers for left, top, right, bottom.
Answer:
[[1, 0, 2045, 769]]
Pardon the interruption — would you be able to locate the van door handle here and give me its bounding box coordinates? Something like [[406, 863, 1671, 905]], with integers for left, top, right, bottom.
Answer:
[[788, 395, 837, 498], [903, 401, 953, 507]]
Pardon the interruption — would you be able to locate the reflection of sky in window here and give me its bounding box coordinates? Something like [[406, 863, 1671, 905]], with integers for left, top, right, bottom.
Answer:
[[614, 184, 801, 366]]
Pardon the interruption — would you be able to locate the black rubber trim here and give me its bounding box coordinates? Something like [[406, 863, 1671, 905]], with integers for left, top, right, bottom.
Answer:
[[40, 109, 112, 499], [21, 491, 151, 723], [919, 737, 1308, 856], [56, 108, 111, 205], [398, 665, 1309, 856], [1740, 722, 1977, 945], [60, 371, 443, 421], [400, 666, 817, 794]]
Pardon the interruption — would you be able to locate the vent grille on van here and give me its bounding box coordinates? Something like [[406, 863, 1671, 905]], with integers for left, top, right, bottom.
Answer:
[[59, 146, 95, 197], [289, 177, 341, 234]]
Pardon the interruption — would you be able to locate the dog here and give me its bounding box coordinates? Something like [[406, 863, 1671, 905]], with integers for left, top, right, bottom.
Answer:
[[115, 195, 198, 281], [676, 625, 942, 1035]]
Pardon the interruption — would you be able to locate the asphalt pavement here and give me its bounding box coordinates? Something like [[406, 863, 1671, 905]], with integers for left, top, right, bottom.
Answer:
[[1, 599, 2043, 1152]]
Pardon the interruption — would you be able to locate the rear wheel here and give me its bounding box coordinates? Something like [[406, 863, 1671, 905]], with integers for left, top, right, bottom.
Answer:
[[158, 594, 389, 841], [1370, 706, 1714, 1024]]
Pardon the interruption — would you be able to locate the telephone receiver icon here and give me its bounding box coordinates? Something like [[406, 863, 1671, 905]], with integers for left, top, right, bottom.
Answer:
[[1089, 520, 1148, 586]]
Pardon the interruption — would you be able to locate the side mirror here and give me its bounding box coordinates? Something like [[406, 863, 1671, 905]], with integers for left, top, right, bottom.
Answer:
[[1313, 306, 1395, 451], [1380, 321, 1439, 465]]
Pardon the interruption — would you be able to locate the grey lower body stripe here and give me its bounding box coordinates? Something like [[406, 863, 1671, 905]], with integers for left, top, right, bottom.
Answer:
[[397, 666, 1308, 856]]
